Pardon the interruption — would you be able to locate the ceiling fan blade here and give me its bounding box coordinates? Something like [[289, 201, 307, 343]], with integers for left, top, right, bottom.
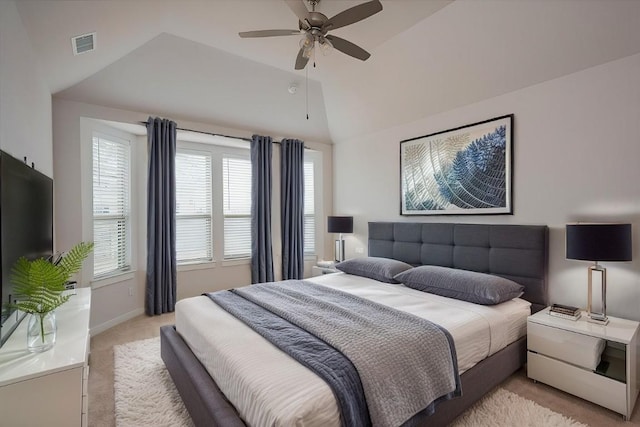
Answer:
[[295, 47, 310, 70], [325, 35, 370, 61], [284, 0, 311, 29], [323, 0, 383, 31], [239, 29, 301, 38]]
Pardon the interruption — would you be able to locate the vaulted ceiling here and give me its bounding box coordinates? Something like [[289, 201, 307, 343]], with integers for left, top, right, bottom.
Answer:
[[16, 0, 640, 144]]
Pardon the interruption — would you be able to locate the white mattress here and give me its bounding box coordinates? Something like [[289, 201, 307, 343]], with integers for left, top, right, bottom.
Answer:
[[175, 272, 531, 427]]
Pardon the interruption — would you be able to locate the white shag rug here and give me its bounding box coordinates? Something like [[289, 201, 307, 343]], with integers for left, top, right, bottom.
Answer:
[[114, 337, 193, 427], [114, 337, 587, 427], [451, 387, 587, 427]]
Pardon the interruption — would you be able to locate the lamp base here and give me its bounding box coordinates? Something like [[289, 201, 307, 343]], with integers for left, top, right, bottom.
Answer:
[[334, 238, 345, 262], [587, 313, 609, 326], [587, 264, 608, 326]]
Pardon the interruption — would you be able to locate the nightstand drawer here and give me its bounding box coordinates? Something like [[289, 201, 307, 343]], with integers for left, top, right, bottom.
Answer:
[[528, 321, 605, 370], [528, 351, 626, 415]]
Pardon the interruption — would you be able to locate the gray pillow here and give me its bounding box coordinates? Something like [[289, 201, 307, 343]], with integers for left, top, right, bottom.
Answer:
[[335, 257, 413, 284], [393, 265, 524, 305]]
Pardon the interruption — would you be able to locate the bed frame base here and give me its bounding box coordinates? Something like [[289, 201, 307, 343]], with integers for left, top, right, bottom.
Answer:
[[160, 325, 245, 427], [161, 325, 526, 427]]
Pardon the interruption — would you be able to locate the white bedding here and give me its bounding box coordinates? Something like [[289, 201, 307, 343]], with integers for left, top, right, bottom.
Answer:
[[175, 272, 531, 427]]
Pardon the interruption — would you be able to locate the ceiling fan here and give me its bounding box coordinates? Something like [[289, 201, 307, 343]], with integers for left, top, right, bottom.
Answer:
[[239, 0, 383, 70]]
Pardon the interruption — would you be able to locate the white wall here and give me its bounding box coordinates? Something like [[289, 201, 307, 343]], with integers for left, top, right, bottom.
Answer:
[[334, 53, 640, 321], [53, 98, 333, 333], [0, 0, 52, 176]]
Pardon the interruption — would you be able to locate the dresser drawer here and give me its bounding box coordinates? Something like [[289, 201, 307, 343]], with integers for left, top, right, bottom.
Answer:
[[528, 321, 605, 369], [528, 351, 627, 415]]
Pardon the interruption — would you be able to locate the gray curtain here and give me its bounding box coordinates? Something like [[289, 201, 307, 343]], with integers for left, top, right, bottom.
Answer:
[[251, 135, 274, 283], [145, 117, 177, 315], [280, 139, 305, 279]]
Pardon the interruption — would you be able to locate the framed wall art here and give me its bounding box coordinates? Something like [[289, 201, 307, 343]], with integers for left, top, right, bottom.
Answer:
[[400, 114, 513, 216]]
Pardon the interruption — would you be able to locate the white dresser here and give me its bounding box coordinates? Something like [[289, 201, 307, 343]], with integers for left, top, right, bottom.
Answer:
[[527, 307, 639, 419], [0, 288, 91, 427]]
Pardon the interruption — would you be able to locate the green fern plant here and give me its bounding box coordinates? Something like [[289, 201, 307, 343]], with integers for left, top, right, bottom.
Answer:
[[10, 242, 94, 339]]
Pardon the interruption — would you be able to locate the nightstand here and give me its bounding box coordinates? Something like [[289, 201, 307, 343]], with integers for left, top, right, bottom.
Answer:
[[311, 265, 339, 277], [527, 308, 639, 419]]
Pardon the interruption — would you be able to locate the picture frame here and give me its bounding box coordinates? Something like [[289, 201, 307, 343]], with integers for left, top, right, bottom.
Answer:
[[400, 114, 513, 216]]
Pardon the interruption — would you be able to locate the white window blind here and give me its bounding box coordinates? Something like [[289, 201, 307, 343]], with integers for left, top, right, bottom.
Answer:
[[223, 157, 251, 259], [92, 135, 131, 278], [175, 151, 213, 264], [303, 161, 315, 254]]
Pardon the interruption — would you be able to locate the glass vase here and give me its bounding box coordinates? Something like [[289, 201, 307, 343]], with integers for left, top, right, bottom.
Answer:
[[27, 311, 57, 353]]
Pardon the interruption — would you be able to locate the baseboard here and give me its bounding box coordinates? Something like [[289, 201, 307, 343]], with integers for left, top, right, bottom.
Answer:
[[90, 308, 145, 336]]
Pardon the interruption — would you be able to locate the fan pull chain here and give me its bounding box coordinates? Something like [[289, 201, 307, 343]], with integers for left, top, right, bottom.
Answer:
[[306, 65, 309, 120]]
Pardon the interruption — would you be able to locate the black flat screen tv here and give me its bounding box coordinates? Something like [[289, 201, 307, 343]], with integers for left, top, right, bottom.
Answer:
[[0, 150, 53, 347]]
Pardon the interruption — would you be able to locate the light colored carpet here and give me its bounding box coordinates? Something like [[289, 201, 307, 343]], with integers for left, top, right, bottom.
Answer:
[[451, 387, 586, 427], [114, 337, 193, 427], [114, 337, 587, 427]]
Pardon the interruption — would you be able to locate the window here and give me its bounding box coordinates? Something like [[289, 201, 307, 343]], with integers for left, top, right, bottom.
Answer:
[[303, 160, 315, 254], [175, 151, 212, 263], [92, 134, 131, 278], [175, 141, 252, 264], [174, 138, 321, 266], [223, 156, 252, 259]]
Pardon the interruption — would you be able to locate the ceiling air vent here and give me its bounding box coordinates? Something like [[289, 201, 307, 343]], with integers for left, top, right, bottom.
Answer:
[[71, 32, 96, 55]]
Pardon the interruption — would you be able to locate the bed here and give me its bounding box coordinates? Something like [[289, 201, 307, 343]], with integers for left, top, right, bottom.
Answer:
[[161, 222, 548, 426]]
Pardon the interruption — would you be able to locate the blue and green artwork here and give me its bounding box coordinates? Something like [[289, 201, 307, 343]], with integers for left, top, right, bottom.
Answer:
[[401, 115, 512, 215]]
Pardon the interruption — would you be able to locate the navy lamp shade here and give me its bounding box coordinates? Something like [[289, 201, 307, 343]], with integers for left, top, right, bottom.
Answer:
[[328, 216, 353, 262], [566, 223, 632, 325], [566, 224, 632, 262], [327, 216, 353, 234]]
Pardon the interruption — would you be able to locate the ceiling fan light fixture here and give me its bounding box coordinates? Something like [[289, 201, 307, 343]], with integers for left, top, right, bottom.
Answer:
[[319, 38, 332, 56], [300, 33, 315, 59], [302, 46, 314, 59], [299, 33, 314, 49]]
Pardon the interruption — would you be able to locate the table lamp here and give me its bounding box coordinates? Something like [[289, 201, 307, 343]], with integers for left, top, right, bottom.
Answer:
[[566, 223, 632, 325], [327, 216, 353, 262]]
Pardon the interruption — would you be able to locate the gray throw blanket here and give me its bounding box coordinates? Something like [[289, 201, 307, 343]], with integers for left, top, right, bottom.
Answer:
[[218, 280, 461, 427], [208, 290, 371, 427]]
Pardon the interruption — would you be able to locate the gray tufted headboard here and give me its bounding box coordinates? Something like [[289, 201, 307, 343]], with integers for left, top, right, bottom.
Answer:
[[368, 222, 549, 313]]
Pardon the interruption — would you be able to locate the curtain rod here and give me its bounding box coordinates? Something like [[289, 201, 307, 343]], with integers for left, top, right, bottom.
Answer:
[[139, 121, 309, 148], [139, 121, 253, 142]]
